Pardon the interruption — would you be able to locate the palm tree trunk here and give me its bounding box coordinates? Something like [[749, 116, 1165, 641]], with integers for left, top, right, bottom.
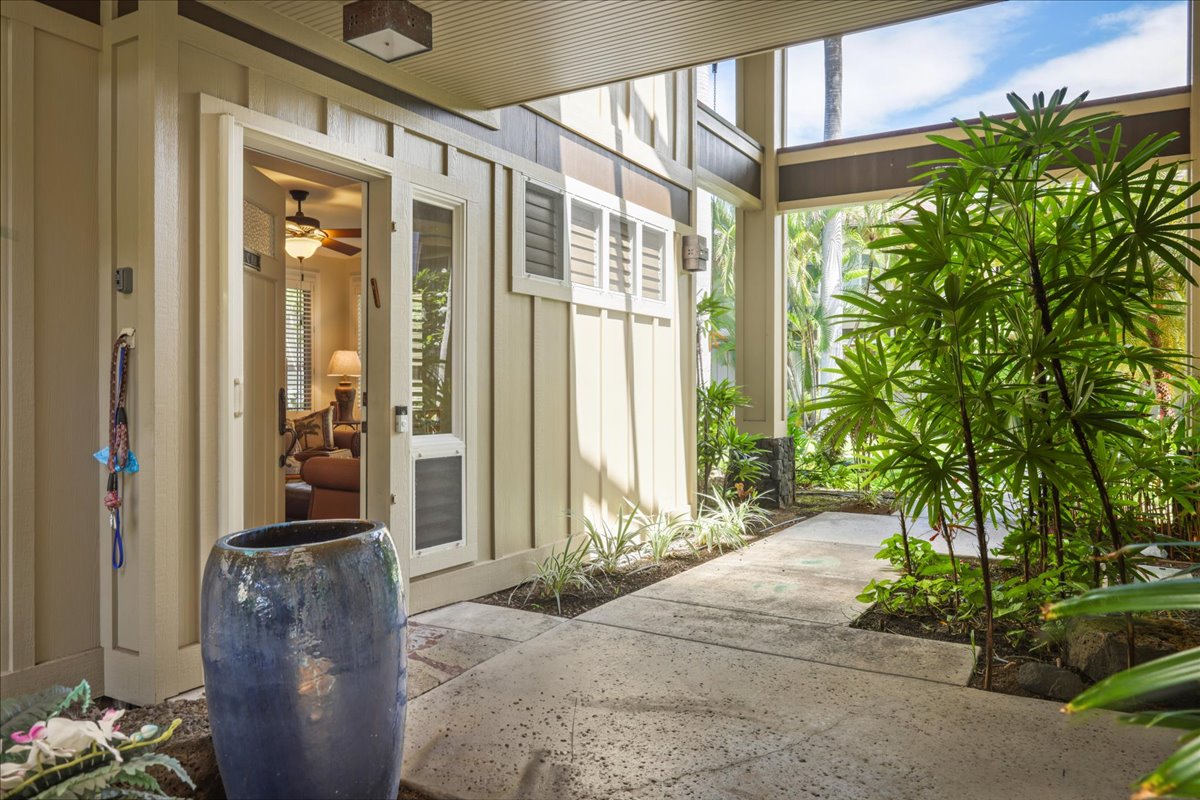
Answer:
[[818, 37, 845, 397]]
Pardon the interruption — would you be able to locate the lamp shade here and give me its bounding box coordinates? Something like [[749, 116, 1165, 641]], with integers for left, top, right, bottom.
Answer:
[[328, 350, 362, 378]]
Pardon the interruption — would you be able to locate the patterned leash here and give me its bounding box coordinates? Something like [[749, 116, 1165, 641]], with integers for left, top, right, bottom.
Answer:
[[105, 334, 132, 569]]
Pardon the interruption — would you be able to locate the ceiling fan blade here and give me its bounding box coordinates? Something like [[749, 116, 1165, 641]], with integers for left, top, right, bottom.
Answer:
[[322, 238, 362, 257], [322, 228, 362, 239]]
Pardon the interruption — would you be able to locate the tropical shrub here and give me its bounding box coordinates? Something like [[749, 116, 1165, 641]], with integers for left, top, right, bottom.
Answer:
[[0, 680, 192, 800], [817, 88, 1200, 688], [697, 379, 767, 500]]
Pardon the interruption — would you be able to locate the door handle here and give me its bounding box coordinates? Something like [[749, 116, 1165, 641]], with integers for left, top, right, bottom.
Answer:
[[233, 378, 243, 418], [278, 387, 287, 434]]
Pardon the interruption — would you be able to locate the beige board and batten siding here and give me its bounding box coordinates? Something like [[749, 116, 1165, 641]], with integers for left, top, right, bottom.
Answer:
[[0, 3, 103, 695], [11, 0, 694, 705]]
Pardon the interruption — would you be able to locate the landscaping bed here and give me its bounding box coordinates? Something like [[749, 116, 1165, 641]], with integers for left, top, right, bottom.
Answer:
[[474, 491, 892, 618]]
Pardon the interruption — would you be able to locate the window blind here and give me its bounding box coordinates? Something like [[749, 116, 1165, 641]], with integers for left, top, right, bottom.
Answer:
[[641, 227, 665, 301], [569, 200, 600, 287], [608, 214, 634, 294], [525, 184, 563, 280], [284, 284, 313, 411]]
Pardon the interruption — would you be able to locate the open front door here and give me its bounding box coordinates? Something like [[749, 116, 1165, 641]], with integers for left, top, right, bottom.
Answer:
[[241, 163, 287, 526]]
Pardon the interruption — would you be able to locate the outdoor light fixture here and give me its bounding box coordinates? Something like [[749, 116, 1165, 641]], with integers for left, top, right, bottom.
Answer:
[[285, 190, 327, 263], [343, 0, 432, 63]]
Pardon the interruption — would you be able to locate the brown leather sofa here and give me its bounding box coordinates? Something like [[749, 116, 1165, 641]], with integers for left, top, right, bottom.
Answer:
[[300, 456, 361, 520]]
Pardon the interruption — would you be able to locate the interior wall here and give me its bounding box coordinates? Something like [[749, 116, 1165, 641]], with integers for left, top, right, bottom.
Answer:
[[310, 254, 357, 412], [1, 5, 102, 693]]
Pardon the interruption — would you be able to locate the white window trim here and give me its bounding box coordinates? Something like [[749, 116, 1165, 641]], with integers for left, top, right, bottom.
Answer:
[[512, 174, 678, 319], [409, 186, 473, 575], [285, 268, 320, 413]]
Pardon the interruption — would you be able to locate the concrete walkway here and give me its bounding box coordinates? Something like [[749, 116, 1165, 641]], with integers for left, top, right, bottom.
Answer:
[[401, 512, 1174, 799]]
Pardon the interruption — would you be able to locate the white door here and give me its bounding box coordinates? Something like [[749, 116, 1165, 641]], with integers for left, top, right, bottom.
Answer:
[[241, 162, 287, 526]]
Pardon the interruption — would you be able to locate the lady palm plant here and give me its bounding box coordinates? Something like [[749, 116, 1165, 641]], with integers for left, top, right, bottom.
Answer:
[[819, 88, 1199, 689]]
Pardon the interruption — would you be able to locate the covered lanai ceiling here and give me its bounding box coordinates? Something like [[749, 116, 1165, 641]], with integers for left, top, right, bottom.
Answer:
[[242, 0, 985, 109]]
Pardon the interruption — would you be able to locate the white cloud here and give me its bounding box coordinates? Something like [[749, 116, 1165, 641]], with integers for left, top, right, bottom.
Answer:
[[785, 2, 1030, 144], [784, 1, 1189, 146], [937, 3, 1188, 121]]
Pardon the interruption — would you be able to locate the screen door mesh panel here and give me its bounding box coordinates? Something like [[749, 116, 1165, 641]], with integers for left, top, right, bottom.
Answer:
[[414, 454, 464, 551]]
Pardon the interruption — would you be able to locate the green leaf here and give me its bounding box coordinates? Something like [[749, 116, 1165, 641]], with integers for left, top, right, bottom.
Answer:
[[1045, 581, 1200, 619], [1066, 648, 1200, 712], [1134, 734, 1200, 799]]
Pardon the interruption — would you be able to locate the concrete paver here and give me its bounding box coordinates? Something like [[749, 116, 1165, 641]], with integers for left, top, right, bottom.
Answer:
[[412, 601, 566, 642], [579, 594, 975, 685], [400, 514, 1168, 799]]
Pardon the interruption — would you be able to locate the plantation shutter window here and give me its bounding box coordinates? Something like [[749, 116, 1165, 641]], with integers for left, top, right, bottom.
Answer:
[[524, 183, 564, 280], [608, 214, 634, 294], [640, 227, 666, 301], [284, 278, 314, 411], [569, 200, 601, 287]]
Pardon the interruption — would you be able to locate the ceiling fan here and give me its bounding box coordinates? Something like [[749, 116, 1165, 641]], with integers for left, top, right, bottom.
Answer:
[[285, 189, 362, 261]]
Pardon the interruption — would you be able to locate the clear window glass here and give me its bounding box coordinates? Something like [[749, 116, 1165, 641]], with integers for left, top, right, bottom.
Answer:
[[412, 200, 455, 436], [698, 59, 738, 122], [784, 1, 1189, 147]]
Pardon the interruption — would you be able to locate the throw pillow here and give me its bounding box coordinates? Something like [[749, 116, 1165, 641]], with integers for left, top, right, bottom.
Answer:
[[291, 406, 334, 452]]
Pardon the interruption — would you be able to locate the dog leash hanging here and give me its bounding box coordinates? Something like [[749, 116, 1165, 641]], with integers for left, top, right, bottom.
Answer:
[[95, 331, 139, 569]]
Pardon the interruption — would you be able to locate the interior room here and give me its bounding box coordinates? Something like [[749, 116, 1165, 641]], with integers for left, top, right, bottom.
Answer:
[[242, 150, 365, 525]]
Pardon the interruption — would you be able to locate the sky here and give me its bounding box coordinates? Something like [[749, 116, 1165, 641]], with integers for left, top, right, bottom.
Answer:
[[773, 0, 1189, 146]]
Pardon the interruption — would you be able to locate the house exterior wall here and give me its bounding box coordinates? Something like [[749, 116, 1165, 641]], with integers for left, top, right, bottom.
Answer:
[[1, 0, 700, 704], [0, 3, 103, 696]]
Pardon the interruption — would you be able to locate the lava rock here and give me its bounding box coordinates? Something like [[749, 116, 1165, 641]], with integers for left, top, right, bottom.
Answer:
[[1017, 661, 1084, 702], [1063, 616, 1200, 708]]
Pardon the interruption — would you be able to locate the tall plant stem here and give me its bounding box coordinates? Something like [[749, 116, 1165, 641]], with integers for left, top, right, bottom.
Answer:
[[1027, 246, 1134, 666], [947, 322, 994, 690], [1051, 484, 1065, 569], [898, 505, 914, 574]]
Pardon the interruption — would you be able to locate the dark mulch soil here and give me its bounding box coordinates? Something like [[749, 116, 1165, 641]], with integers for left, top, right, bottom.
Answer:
[[475, 491, 893, 618], [852, 603, 1061, 699]]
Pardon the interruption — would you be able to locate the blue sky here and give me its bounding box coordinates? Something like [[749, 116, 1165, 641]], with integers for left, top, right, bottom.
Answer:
[[780, 0, 1189, 145]]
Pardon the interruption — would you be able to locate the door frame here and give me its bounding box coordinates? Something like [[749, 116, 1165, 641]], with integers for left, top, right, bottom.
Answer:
[[200, 94, 409, 580]]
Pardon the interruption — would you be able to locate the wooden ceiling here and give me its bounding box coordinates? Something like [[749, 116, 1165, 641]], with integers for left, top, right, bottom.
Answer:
[[250, 0, 985, 109]]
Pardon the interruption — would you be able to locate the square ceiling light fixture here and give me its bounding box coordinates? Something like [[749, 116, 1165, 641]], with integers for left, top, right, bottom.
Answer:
[[343, 0, 432, 62]]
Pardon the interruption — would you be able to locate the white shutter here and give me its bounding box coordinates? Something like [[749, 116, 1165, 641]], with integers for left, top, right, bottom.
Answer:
[[284, 282, 313, 411], [569, 200, 600, 287], [524, 183, 563, 280], [640, 227, 665, 301], [608, 214, 634, 294]]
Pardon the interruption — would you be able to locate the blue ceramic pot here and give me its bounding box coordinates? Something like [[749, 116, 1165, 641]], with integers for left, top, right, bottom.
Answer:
[[201, 520, 406, 800]]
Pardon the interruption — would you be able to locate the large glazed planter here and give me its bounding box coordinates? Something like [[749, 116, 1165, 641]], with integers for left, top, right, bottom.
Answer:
[[201, 520, 406, 800]]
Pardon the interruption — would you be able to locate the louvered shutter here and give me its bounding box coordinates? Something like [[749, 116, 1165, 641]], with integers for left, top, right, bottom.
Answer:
[[284, 284, 313, 411], [641, 227, 666, 301], [524, 183, 563, 280], [569, 200, 600, 287], [608, 214, 634, 294]]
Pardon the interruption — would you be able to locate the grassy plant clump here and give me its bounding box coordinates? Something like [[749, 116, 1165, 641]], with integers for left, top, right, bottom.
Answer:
[[689, 492, 770, 554], [580, 505, 644, 574], [517, 537, 596, 615], [640, 510, 688, 563]]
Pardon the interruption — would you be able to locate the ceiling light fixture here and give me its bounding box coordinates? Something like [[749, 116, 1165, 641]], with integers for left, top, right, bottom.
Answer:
[[285, 190, 326, 263], [343, 0, 432, 63]]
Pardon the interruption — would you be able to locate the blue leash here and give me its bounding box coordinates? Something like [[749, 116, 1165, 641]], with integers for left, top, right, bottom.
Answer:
[[108, 342, 128, 570]]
